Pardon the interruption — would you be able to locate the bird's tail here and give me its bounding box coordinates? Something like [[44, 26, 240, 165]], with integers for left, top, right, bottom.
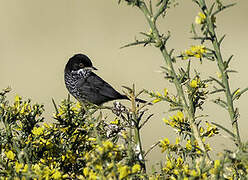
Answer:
[[120, 94, 149, 104], [135, 97, 148, 104]]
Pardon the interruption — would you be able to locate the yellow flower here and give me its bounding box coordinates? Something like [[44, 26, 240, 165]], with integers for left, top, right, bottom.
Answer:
[[43, 166, 51, 179], [176, 111, 184, 122], [192, 45, 206, 58], [97, 146, 104, 154], [118, 165, 130, 179], [110, 118, 119, 125], [121, 131, 128, 139], [234, 88, 240, 96], [83, 167, 89, 177], [175, 137, 180, 145], [152, 98, 161, 103], [190, 79, 198, 88], [185, 49, 194, 56], [156, 91, 162, 97], [153, 91, 163, 103], [40, 158, 46, 163], [161, 138, 170, 145], [190, 169, 198, 177], [89, 170, 97, 180], [132, 164, 141, 173], [52, 169, 62, 179], [32, 164, 41, 173], [61, 155, 65, 161], [182, 45, 206, 60], [84, 152, 90, 161], [176, 156, 183, 167], [15, 162, 24, 173], [164, 88, 168, 96], [103, 140, 114, 150], [15, 95, 21, 102], [95, 164, 103, 170], [43, 123, 50, 129], [163, 118, 169, 124], [5, 150, 15, 160], [170, 177, 177, 180], [202, 172, 207, 179], [23, 164, 28, 173], [173, 169, 179, 175], [76, 101, 81, 109], [195, 12, 206, 24], [14, 95, 21, 110], [186, 140, 192, 150], [183, 165, 189, 174], [216, 71, 222, 78], [214, 160, 220, 169], [88, 138, 96, 142], [20, 102, 31, 115], [199, 127, 204, 133], [32, 126, 44, 136], [166, 160, 173, 169], [160, 138, 170, 152]]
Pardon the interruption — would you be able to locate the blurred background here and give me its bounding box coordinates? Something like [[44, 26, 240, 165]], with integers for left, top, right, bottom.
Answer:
[[0, 0, 247, 169]]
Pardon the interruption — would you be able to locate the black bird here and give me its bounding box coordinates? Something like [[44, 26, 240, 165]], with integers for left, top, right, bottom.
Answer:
[[64, 54, 146, 105]]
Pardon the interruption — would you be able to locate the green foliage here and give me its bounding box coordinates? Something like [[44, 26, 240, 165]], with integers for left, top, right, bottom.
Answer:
[[0, 88, 149, 179], [1, 0, 248, 179]]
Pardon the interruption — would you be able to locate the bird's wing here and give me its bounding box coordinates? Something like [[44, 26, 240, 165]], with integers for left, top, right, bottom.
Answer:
[[77, 72, 125, 104]]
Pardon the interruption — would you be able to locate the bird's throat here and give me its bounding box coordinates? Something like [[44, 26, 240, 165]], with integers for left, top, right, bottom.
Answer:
[[72, 69, 91, 78]]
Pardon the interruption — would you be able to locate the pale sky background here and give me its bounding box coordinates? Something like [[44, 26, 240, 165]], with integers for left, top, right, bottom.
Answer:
[[0, 0, 247, 169]]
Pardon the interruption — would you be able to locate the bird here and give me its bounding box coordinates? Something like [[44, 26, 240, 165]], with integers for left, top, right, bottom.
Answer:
[[64, 53, 147, 106]]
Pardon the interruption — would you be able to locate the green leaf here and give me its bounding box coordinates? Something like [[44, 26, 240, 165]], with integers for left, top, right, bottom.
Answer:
[[209, 76, 225, 88], [211, 98, 228, 109], [218, 34, 226, 45], [212, 3, 236, 17], [186, 60, 191, 77], [169, 107, 183, 112], [191, 36, 211, 42], [139, 32, 152, 38], [233, 87, 248, 100], [160, 66, 173, 74], [209, 2, 216, 15], [149, 0, 153, 15], [156, 0, 163, 7], [169, 49, 174, 57], [225, 55, 234, 68], [209, 89, 225, 95], [120, 39, 154, 49], [211, 122, 235, 138], [191, 23, 197, 37], [52, 98, 59, 114], [226, 69, 238, 74]]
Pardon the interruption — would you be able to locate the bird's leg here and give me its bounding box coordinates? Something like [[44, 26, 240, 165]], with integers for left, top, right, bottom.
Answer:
[[79, 102, 87, 117], [111, 101, 127, 116]]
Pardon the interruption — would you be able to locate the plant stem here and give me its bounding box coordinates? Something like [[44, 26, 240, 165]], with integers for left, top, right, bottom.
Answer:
[[200, 0, 241, 147], [134, 124, 146, 171], [130, 86, 147, 171], [137, 1, 210, 161]]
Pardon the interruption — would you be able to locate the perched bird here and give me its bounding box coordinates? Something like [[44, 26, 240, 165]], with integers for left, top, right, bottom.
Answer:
[[64, 54, 147, 105]]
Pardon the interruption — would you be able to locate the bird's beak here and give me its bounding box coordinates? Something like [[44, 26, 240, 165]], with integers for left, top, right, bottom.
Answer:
[[84, 67, 98, 71]]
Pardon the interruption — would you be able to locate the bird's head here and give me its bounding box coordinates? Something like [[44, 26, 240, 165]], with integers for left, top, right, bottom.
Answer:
[[65, 54, 97, 76]]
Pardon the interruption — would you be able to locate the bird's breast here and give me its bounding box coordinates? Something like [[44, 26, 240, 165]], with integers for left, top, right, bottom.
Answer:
[[64, 73, 81, 96]]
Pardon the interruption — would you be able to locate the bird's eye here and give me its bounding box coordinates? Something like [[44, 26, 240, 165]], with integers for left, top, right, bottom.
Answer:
[[79, 63, 84, 68]]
